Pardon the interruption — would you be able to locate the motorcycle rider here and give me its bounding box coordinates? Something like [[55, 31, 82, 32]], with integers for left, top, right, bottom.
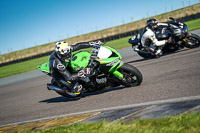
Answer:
[[48, 41, 101, 93], [141, 19, 172, 56]]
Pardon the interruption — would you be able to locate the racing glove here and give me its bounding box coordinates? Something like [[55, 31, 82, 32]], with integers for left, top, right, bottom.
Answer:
[[77, 68, 91, 78], [89, 40, 102, 46]]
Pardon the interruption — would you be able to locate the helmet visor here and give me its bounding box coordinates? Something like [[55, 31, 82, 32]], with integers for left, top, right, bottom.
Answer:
[[59, 52, 71, 61]]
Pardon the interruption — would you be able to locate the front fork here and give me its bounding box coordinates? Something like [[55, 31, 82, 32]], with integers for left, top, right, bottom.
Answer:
[[183, 33, 193, 46]]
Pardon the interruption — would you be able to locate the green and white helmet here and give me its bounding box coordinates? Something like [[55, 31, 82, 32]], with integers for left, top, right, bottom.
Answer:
[[55, 41, 71, 62]]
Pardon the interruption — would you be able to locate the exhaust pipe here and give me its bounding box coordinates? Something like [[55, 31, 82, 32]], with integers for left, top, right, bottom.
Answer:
[[47, 84, 81, 97], [47, 84, 63, 93]]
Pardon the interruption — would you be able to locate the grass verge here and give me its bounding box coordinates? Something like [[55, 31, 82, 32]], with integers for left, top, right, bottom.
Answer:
[[0, 113, 96, 133], [185, 18, 200, 31], [3, 112, 200, 133], [0, 56, 49, 78]]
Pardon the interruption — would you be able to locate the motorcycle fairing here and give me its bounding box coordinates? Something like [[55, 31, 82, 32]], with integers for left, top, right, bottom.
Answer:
[[37, 62, 50, 75], [97, 46, 124, 79], [70, 46, 124, 79], [97, 46, 112, 58], [37, 46, 125, 80], [70, 51, 91, 72]]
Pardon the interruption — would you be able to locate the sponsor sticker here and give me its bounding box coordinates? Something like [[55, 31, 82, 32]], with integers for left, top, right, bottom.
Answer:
[[57, 63, 65, 70]]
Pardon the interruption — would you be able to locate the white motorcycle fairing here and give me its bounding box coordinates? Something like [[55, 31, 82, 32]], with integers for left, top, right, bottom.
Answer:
[[97, 47, 112, 59]]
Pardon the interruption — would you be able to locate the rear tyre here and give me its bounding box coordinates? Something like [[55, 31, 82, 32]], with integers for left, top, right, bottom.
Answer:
[[185, 33, 200, 48], [137, 52, 150, 58], [119, 63, 143, 87]]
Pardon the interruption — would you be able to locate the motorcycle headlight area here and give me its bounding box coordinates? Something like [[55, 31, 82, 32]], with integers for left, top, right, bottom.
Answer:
[[131, 35, 137, 40], [183, 26, 188, 33]]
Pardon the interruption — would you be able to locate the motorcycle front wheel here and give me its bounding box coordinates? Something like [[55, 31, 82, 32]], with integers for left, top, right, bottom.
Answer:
[[119, 63, 143, 87], [185, 33, 200, 48]]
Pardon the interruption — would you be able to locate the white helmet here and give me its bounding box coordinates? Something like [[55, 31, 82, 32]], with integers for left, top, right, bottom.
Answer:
[[55, 41, 71, 62]]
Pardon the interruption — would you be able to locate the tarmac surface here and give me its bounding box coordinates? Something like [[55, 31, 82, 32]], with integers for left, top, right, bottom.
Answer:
[[83, 97, 200, 123], [0, 30, 200, 128]]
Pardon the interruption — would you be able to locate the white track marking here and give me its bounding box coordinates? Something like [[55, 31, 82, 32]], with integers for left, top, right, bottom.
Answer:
[[1, 95, 200, 128]]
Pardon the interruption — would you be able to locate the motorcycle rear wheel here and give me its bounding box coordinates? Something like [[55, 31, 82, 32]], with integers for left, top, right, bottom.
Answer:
[[137, 52, 150, 58], [119, 63, 143, 87]]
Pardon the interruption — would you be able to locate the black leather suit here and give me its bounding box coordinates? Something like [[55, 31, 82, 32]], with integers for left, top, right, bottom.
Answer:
[[49, 42, 91, 85]]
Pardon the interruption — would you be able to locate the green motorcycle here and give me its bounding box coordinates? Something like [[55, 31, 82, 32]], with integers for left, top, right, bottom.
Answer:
[[37, 45, 143, 98]]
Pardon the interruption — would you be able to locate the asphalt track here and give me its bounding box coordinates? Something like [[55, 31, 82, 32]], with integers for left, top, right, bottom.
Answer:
[[0, 30, 200, 126]]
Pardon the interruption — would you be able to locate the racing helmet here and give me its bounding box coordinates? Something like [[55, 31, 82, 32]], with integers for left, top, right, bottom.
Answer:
[[55, 41, 71, 62], [147, 19, 158, 29]]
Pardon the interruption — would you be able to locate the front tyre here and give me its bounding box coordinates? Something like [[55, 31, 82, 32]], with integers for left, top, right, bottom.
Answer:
[[119, 63, 143, 87], [185, 33, 200, 48]]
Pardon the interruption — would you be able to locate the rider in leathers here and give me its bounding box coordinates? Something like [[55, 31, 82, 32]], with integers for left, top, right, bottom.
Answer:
[[48, 41, 100, 93], [141, 19, 171, 56]]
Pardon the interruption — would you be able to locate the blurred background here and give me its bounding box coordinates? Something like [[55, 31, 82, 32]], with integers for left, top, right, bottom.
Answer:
[[0, 0, 200, 66]]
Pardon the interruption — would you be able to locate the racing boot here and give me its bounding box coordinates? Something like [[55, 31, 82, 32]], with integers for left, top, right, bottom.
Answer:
[[149, 45, 157, 56], [55, 79, 83, 94], [70, 82, 83, 94], [149, 45, 163, 57], [155, 49, 162, 57]]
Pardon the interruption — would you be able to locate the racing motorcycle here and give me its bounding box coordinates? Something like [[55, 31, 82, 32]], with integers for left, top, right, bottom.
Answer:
[[37, 44, 143, 98], [128, 17, 200, 58]]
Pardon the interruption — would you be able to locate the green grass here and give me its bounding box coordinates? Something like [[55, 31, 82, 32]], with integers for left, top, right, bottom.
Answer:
[[105, 36, 131, 49], [15, 113, 200, 133], [0, 18, 199, 78], [185, 18, 200, 31], [0, 56, 49, 78]]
